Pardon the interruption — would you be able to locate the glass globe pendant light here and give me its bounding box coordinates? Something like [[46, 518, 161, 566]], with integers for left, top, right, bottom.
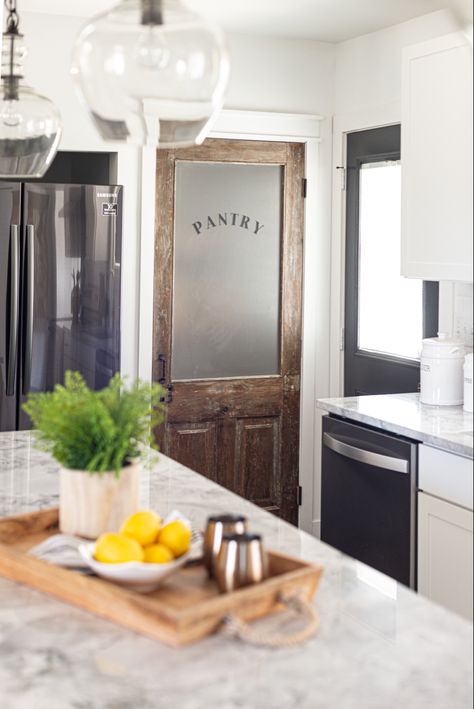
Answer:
[[0, 0, 62, 178], [71, 0, 229, 148]]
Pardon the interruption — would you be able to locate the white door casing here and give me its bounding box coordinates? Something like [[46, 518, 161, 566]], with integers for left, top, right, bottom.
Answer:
[[137, 110, 327, 535]]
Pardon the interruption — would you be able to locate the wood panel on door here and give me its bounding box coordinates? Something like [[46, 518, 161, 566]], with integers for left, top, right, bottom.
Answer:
[[153, 139, 305, 525]]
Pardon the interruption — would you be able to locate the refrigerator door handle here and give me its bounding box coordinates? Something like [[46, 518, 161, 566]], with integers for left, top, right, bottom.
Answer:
[[6, 225, 20, 396], [22, 225, 35, 396], [323, 432, 409, 474]]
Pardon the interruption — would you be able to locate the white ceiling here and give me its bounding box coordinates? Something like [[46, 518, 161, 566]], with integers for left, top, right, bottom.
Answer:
[[18, 0, 472, 43]]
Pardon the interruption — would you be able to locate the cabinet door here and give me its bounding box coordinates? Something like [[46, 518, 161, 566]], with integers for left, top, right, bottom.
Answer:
[[401, 33, 473, 281], [418, 491, 473, 621]]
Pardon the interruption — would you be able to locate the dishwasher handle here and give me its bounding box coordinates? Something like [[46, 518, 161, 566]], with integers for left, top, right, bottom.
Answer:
[[323, 432, 409, 474]]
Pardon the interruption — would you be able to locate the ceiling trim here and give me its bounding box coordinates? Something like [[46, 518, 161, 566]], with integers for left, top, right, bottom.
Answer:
[[213, 109, 324, 140], [18, 1, 467, 44]]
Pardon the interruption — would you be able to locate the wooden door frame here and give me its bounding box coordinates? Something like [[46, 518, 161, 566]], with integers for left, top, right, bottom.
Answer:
[[138, 110, 324, 533]]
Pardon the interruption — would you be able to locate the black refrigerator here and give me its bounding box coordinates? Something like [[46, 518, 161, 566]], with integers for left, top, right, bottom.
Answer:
[[0, 182, 122, 432]]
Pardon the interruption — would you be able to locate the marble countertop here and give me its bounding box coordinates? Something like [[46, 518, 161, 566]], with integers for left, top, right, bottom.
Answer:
[[317, 392, 473, 458], [0, 431, 472, 709]]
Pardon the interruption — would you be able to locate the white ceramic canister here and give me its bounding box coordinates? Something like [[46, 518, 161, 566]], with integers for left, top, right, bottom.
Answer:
[[464, 353, 473, 413], [420, 333, 465, 406]]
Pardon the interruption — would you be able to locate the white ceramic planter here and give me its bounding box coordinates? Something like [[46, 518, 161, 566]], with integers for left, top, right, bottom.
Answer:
[[59, 461, 141, 539]]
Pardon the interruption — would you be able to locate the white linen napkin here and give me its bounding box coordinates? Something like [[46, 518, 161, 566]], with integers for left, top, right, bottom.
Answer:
[[28, 510, 202, 569]]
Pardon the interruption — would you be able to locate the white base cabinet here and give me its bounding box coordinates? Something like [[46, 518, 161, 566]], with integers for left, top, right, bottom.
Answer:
[[418, 491, 473, 621]]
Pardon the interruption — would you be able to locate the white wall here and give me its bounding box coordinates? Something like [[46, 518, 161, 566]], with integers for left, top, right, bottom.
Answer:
[[21, 12, 142, 383], [332, 9, 472, 343], [19, 13, 336, 377], [22, 13, 109, 151], [334, 9, 461, 116], [13, 9, 469, 539], [226, 33, 334, 115], [223, 34, 335, 537], [17, 12, 335, 535], [320, 8, 473, 535]]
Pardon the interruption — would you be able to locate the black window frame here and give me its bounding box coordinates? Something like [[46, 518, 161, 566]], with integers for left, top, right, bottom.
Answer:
[[344, 124, 439, 397]]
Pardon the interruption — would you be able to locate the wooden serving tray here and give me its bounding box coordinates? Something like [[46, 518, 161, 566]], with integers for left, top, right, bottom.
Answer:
[[0, 508, 323, 647]]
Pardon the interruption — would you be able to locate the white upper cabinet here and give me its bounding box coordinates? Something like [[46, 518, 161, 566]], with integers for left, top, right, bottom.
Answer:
[[401, 33, 473, 282]]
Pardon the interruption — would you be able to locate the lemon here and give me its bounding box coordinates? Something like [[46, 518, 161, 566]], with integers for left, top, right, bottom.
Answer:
[[94, 533, 145, 564], [143, 543, 174, 564], [120, 510, 162, 547], [157, 520, 191, 558]]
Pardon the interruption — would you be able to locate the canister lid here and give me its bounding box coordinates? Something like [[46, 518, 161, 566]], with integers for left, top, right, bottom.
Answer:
[[421, 332, 465, 358]]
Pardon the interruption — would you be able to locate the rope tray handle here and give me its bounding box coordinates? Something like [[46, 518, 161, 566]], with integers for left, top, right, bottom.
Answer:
[[222, 592, 320, 648]]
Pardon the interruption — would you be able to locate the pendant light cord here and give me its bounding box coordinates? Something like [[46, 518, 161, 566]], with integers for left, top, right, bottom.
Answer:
[[4, 0, 20, 34], [141, 0, 163, 26], [2, 0, 21, 98]]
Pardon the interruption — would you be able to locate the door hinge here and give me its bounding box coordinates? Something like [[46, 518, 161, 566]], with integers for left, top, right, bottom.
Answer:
[[284, 373, 301, 393], [157, 353, 173, 404], [336, 165, 346, 191], [340, 327, 345, 352], [297, 485, 303, 506], [302, 178, 307, 199]]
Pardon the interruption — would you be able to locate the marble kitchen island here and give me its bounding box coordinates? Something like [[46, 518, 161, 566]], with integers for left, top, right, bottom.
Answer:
[[0, 432, 472, 709]]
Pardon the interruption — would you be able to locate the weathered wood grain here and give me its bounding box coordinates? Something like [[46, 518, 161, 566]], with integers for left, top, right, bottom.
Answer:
[[234, 417, 281, 515], [166, 421, 218, 480], [152, 139, 305, 525]]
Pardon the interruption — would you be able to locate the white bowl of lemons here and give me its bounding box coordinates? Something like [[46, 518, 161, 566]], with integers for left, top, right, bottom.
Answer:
[[79, 510, 198, 593]]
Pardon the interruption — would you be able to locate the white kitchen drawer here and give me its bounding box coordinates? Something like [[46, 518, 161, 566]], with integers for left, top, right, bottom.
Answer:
[[419, 445, 473, 511]]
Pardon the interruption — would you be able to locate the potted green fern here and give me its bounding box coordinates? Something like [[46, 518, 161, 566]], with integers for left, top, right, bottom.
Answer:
[[23, 371, 165, 539]]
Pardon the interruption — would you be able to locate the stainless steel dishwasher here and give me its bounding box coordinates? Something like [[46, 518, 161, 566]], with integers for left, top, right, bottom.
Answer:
[[321, 415, 417, 588]]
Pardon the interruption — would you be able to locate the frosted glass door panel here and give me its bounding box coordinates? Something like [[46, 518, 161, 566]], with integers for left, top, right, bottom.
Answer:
[[172, 162, 282, 380]]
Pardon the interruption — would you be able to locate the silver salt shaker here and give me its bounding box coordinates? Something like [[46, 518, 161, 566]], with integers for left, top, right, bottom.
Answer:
[[214, 533, 268, 593], [203, 514, 247, 577]]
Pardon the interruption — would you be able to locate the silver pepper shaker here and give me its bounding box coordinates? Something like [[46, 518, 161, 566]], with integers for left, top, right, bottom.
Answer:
[[203, 514, 247, 577], [214, 533, 268, 593]]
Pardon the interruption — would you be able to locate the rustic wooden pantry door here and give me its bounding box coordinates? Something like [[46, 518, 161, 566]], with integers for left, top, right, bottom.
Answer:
[[153, 139, 305, 525]]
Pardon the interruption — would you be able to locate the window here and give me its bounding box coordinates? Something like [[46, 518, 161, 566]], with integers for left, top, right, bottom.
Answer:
[[344, 125, 439, 397], [358, 161, 423, 361]]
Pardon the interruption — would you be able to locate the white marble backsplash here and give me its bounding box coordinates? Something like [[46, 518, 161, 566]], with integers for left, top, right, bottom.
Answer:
[[453, 282, 473, 348], [440, 281, 473, 349]]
